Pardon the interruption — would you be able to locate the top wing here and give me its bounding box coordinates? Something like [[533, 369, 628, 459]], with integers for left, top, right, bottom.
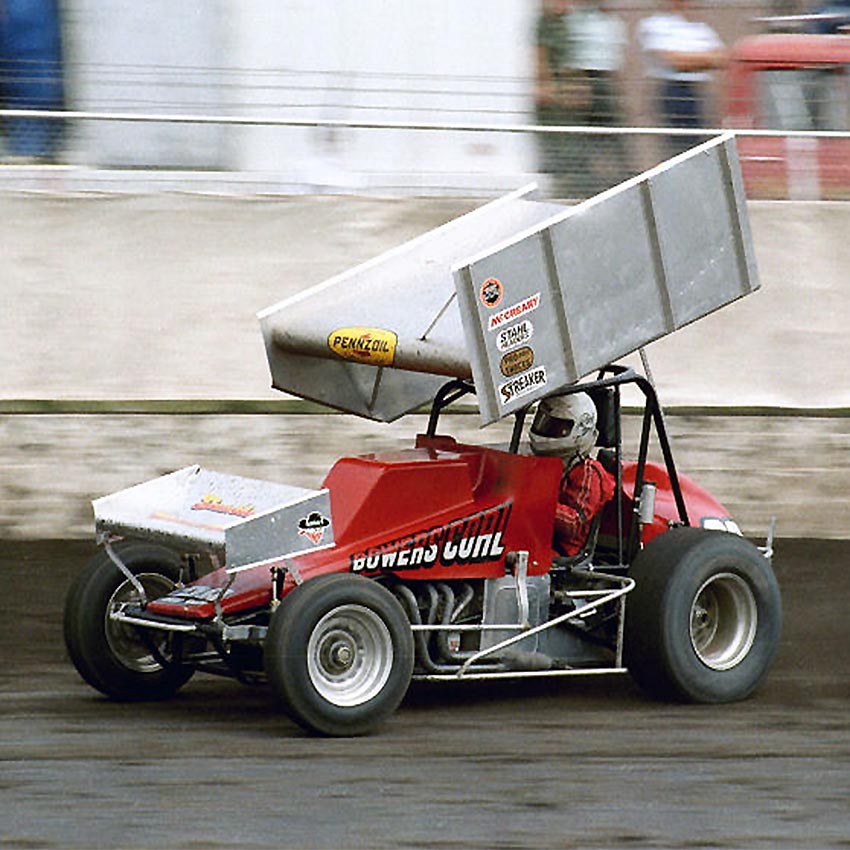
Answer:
[[259, 134, 758, 425]]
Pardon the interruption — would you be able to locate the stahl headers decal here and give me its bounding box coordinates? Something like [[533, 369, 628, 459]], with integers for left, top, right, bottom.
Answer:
[[496, 319, 534, 353]]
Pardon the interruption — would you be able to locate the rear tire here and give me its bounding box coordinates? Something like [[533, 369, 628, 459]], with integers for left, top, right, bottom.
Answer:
[[624, 527, 781, 703], [64, 542, 194, 701], [264, 574, 414, 736]]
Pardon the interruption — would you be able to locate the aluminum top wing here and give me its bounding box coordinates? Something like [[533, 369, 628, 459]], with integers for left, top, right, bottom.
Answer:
[[260, 134, 758, 425]]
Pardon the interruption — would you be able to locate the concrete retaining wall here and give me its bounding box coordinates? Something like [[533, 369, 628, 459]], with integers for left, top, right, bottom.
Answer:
[[2, 411, 848, 540]]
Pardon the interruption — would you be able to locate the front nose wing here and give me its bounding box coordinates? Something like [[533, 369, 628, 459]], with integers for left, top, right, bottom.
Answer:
[[93, 465, 334, 571]]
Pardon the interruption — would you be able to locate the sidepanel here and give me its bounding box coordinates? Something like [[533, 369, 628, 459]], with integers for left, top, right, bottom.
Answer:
[[454, 135, 760, 424]]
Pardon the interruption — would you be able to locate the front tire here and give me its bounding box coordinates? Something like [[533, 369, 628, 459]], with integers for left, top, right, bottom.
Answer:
[[624, 527, 782, 703], [264, 574, 414, 736], [63, 542, 194, 701]]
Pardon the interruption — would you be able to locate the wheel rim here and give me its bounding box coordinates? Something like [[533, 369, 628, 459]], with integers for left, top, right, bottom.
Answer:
[[690, 572, 758, 671], [105, 573, 176, 673], [307, 604, 393, 707]]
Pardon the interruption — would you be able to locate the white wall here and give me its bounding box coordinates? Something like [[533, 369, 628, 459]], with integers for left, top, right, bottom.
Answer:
[[68, 0, 228, 167], [227, 0, 539, 190]]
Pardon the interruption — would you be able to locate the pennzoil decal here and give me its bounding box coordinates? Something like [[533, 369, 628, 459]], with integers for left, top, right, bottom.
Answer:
[[479, 277, 503, 308], [298, 511, 331, 545], [191, 493, 255, 518], [500, 346, 534, 377], [350, 502, 511, 573], [488, 292, 541, 331], [328, 327, 398, 366], [499, 366, 548, 405]]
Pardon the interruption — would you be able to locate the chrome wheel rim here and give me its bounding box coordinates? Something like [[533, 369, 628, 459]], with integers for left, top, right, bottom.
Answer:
[[690, 572, 758, 671], [105, 573, 175, 673], [307, 605, 393, 707]]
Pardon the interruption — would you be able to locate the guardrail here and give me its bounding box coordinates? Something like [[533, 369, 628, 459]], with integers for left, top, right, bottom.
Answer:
[[2, 109, 849, 200], [0, 107, 849, 138]]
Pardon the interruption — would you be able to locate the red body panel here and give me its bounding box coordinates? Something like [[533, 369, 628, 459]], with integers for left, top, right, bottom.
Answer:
[[147, 436, 563, 620], [147, 448, 733, 621], [599, 460, 732, 547]]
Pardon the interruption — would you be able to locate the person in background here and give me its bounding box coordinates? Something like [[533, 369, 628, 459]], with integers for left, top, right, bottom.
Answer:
[[534, 0, 592, 198], [529, 392, 616, 558], [566, 0, 629, 193], [638, 0, 727, 156], [808, 0, 850, 33]]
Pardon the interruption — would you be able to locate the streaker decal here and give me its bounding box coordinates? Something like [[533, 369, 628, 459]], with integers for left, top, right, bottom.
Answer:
[[191, 493, 255, 518], [499, 366, 548, 405], [499, 346, 535, 378], [350, 502, 512, 573], [488, 292, 541, 332], [328, 327, 398, 366], [479, 277, 503, 308], [496, 319, 534, 353], [298, 511, 331, 545]]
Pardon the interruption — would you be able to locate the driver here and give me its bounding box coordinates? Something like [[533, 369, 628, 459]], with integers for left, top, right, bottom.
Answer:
[[529, 392, 616, 557]]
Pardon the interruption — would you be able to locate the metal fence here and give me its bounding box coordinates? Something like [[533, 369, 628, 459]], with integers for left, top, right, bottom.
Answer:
[[1, 107, 849, 201]]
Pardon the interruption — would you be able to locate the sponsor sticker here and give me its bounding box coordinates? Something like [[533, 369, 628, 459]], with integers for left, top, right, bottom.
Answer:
[[499, 346, 534, 378], [155, 585, 235, 606], [328, 327, 398, 367], [350, 502, 511, 573], [298, 511, 331, 545], [496, 319, 534, 353], [191, 493, 254, 518], [499, 366, 548, 405], [488, 292, 541, 332], [479, 277, 503, 308]]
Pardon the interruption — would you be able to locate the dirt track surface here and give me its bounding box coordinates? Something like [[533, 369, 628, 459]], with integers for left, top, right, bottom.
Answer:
[[1, 539, 848, 850]]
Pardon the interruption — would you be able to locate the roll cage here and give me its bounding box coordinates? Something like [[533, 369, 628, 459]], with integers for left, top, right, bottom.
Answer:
[[426, 364, 691, 565]]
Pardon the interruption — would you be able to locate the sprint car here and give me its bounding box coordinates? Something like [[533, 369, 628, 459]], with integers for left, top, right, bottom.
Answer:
[[63, 136, 782, 735], [63, 368, 781, 736]]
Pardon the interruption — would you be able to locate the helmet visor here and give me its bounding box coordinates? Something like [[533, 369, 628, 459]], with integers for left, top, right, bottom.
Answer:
[[531, 408, 575, 439]]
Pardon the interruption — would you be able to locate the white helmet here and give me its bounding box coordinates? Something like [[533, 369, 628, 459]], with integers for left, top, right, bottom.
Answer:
[[529, 392, 598, 461]]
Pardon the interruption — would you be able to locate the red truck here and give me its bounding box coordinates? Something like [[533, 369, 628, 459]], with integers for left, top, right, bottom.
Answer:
[[727, 34, 850, 199]]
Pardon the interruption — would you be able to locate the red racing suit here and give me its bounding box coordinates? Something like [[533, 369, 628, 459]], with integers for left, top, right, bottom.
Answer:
[[554, 457, 617, 556]]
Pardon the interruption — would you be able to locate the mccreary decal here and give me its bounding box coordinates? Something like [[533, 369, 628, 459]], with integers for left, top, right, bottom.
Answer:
[[488, 293, 541, 331], [499, 366, 548, 404], [496, 319, 534, 353], [350, 502, 511, 573]]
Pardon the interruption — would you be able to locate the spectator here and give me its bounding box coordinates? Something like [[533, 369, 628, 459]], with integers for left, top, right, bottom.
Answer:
[[808, 0, 850, 33], [567, 0, 629, 193], [638, 0, 727, 156], [534, 0, 591, 198]]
